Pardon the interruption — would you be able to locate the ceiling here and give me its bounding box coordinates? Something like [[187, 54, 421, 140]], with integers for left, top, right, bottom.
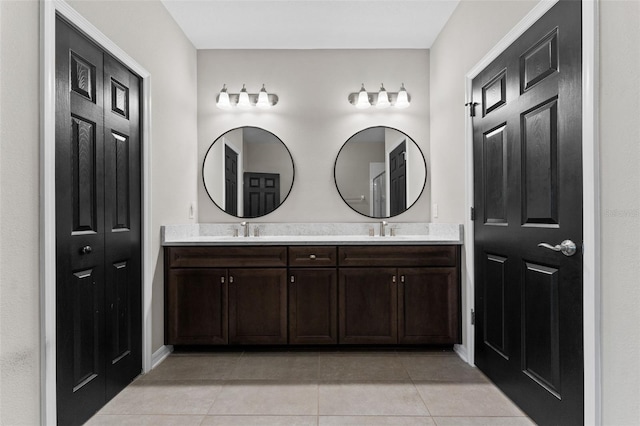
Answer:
[[160, 0, 460, 49]]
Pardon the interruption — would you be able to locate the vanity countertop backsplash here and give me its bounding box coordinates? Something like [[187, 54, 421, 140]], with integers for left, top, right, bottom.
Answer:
[[161, 222, 463, 246]]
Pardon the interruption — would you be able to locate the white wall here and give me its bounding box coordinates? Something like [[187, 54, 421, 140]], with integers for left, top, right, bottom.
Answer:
[[0, 1, 198, 423], [197, 49, 431, 223], [430, 0, 640, 424], [599, 1, 640, 424]]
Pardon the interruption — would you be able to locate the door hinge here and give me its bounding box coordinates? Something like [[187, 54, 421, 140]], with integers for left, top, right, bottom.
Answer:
[[471, 309, 476, 325], [465, 101, 478, 117], [470, 207, 476, 221]]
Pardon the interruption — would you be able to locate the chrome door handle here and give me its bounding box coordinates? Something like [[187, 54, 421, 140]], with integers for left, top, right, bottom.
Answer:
[[537, 240, 577, 257]]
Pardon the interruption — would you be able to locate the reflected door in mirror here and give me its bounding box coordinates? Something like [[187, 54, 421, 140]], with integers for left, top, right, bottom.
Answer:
[[225, 145, 238, 216]]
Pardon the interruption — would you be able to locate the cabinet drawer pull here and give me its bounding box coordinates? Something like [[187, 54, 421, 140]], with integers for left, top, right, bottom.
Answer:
[[309, 254, 317, 260]]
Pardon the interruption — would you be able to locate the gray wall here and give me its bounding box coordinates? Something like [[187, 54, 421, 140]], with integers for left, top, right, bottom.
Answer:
[[197, 49, 431, 222], [0, 1, 198, 423]]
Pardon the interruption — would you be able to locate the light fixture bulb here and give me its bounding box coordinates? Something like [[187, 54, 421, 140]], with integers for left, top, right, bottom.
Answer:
[[395, 83, 410, 109], [355, 84, 370, 109], [376, 83, 390, 109], [216, 84, 231, 109], [237, 84, 252, 109], [256, 84, 271, 109]]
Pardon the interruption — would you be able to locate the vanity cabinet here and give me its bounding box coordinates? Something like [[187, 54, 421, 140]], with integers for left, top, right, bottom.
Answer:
[[338, 246, 460, 345], [165, 243, 460, 347], [165, 246, 287, 345], [288, 246, 338, 344]]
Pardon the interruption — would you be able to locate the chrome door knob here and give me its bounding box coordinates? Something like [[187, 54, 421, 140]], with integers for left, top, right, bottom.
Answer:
[[537, 240, 577, 257], [80, 245, 92, 255]]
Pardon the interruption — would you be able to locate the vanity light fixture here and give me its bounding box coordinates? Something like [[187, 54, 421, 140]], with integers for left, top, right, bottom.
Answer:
[[376, 83, 390, 109], [348, 83, 411, 109], [355, 84, 371, 109], [215, 84, 279, 110]]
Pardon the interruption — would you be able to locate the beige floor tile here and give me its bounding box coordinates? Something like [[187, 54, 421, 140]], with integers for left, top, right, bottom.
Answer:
[[319, 382, 429, 416], [415, 383, 526, 417], [208, 381, 318, 415], [86, 414, 205, 425], [141, 354, 241, 381], [230, 354, 319, 381], [319, 354, 410, 382], [98, 380, 223, 415], [399, 355, 488, 383], [432, 417, 536, 426], [202, 415, 318, 425], [320, 415, 435, 425]]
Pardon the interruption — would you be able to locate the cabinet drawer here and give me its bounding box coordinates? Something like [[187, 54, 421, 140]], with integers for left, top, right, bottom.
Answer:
[[166, 246, 287, 268], [338, 245, 457, 267], [289, 246, 337, 267]]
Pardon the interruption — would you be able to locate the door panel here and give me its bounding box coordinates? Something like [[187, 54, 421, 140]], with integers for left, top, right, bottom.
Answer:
[[289, 268, 338, 344], [56, 17, 142, 424], [243, 172, 280, 218], [338, 268, 397, 344], [472, 1, 583, 424], [389, 141, 406, 216], [225, 145, 238, 216]]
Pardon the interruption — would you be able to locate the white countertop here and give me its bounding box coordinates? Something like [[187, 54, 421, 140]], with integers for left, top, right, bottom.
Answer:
[[161, 223, 463, 246]]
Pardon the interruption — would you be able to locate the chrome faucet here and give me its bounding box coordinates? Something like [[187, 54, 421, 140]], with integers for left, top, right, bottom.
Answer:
[[240, 221, 249, 237], [380, 220, 388, 237]]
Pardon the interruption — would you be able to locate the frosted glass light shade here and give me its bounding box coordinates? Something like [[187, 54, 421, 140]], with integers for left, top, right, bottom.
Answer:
[[355, 84, 370, 109], [237, 84, 252, 109], [376, 84, 390, 109], [216, 85, 231, 109], [395, 84, 410, 109], [256, 84, 271, 109]]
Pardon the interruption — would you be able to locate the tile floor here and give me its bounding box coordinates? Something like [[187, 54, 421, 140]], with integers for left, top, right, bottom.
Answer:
[[87, 350, 535, 426]]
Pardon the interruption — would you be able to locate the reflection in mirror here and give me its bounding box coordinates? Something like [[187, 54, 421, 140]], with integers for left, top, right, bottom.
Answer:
[[203, 127, 294, 218], [334, 126, 426, 218]]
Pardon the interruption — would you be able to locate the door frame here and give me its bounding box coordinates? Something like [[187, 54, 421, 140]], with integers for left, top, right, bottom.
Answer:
[[40, 1, 152, 424], [461, 0, 600, 424]]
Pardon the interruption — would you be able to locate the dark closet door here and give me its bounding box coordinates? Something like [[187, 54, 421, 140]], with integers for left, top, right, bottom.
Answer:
[[103, 53, 142, 401], [243, 172, 280, 218], [56, 17, 141, 425], [224, 145, 238, 216], [389, 141, 406, 216], [472, 1, 583, 424]]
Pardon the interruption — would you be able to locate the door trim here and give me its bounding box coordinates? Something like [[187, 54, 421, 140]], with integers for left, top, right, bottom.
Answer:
[[462, 0, 600, 424], [41, 1, 152, 424]]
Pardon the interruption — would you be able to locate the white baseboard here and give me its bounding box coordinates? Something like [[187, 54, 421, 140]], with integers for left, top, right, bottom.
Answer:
[[151, 345, 173, 370], [453, 344, 469, 364]]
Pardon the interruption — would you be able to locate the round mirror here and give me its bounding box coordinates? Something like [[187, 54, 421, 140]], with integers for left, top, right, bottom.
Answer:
[[203, 127, 294, 218], [334, 126, 426, 218]]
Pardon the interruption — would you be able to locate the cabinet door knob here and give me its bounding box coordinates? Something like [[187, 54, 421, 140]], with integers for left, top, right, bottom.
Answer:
[[400, 275, 405, 283], [80, 245, 92, 255], [290, 275, 295, 283], [220, 276, 225, 284], [229, 276, 234, 284], [392, 275, 397, 283], [309, 254, 317, 260]]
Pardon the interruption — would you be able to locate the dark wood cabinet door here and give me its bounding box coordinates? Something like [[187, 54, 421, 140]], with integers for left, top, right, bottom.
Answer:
[[166, 269, 228, 345], [398, 268, 460, 344], [289, 269, 337, 344], [339, 268, 397, 344], [229, 268, 287, 344]]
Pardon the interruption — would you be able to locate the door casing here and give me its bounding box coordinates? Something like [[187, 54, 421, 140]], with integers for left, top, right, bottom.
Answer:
[[41, 1, 152, 424], [460, 0, 601, 424]]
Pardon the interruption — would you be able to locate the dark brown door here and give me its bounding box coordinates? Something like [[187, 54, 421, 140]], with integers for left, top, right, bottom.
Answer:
[[243, 172, 280, 218], [166, 269, 228, 345], [338, 268, 397, 344], [389, 141, 406, 216], [472, 1, 583, 424], [398, 268, 460, 344], [228, 268, 287, 344], [224, 145, 238, 216], [56, 17, 141, 425], [289, 269, 338, 344]]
